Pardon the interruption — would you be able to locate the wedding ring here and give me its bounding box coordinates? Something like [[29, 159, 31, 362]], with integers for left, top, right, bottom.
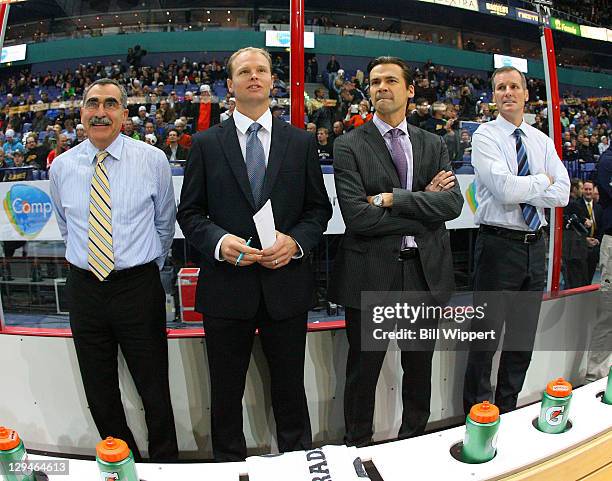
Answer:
[[274, 259, 279, 265]]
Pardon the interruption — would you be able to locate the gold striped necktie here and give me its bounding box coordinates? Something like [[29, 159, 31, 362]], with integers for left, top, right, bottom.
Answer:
[[88, 151, 114, 281]]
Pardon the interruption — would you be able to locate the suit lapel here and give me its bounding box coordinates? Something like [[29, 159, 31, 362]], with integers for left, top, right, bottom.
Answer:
[[363, 121, 401, 187], [260, 117, 290, 204], [408, 124, 424, 192], [217, 117, 256, 210]]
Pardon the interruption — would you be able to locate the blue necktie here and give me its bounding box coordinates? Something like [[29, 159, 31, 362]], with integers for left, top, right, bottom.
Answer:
[[246, 122, 266, 207], [514, 128, 541, 231]]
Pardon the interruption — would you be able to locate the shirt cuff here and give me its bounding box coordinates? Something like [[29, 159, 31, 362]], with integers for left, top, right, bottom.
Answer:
[[292, 238, 304, 259], [215, 234, 232, 261]]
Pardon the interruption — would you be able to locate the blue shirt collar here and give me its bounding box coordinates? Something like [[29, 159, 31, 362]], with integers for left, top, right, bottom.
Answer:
[[85, 134, 125, 164]]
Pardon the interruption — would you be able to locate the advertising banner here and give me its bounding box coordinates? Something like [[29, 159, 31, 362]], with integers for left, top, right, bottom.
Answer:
[[551, 17, 581, 37], [0, 175, 478, 242]]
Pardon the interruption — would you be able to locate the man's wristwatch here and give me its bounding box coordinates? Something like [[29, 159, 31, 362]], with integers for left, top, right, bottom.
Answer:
[[373, 193, 384, 207]]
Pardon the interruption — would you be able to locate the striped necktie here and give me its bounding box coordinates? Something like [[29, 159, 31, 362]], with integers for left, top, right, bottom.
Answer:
[[88, 151, 114, 281], [586, 201, 595, 236], [514, 129, 541, 231]]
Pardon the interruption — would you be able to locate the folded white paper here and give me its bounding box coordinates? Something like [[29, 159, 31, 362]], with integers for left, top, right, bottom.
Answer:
[[253, 199, 276, 249]]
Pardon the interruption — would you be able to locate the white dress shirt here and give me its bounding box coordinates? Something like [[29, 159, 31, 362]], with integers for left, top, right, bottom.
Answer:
[[472, 114, 570, 231]]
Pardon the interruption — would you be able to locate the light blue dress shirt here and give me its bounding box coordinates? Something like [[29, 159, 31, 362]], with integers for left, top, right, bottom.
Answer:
[[49, 134, 176, 270]]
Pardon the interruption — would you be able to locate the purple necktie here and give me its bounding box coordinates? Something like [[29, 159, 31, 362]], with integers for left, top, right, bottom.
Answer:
[[388, 128, 408, 188]]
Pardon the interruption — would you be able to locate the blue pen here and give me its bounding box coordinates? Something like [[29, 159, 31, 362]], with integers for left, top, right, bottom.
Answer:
[[235, 237, 253, 266]]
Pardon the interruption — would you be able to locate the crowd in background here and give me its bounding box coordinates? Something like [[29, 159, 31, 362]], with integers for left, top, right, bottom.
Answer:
[[0, 54, 610, 182]]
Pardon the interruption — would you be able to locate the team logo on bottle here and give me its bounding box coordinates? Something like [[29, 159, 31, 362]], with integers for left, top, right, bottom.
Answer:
[[545, 405, 565, 426], [3, 184, 53, 238]]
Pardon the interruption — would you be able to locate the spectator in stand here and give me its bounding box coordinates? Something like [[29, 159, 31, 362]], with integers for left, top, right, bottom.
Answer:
[[326, 55, 341, 88], [143, 121, 158, 143], [62, 119, 77, 145], [178, 91, 196, 124], [32, 108, 51, 132], [560, 111, 570, 130], [306, 122, 317, 134], [167, 91, 179, 110], [578, 136, 595, 163], [158, 99, 176, 124], [271, 105, 284, 120], [316, 127, 333, 161], [331, 121, 344, 142], [173, 119, 192, 149], [154, 112, 167, 140], [479, 103, 493, 122], [74, 124, 87, 146], [4, 151, 28, 181], [220, 97, 236, 122], [308, 88, 333, 131], [162, 129, 188, 164], [24, 135, 46, 169], [600, 136, 610, 155], [3, 129, 24, 163], [458, 86, 477, 120], [195, 84, 220, 132], [0, 150, 7, 169], [46, 134, 68, 169], [423, 101, 447, 136], [459, 130, 472, 158], [344, 100, 373, 130], [123, 118, 141, 141], [137, 105, 149, 124], [414, 77, 436, 105], [564, 138, 578, 161], [443, 117, 462, 163], [407, 98, 431, 129]]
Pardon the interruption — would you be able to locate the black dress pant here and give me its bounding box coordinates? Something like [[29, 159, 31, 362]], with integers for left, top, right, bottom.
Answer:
[[344, 256, 435, 447], [587, 245, 600, 284], [463, 231, 546, 415], [563, 257, 590, 289], [203, 299, 311, 462], [67, 262, 178, 461]]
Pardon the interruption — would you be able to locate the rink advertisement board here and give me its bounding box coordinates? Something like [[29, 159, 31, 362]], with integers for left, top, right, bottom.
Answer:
[[0, 175, 479, 241]]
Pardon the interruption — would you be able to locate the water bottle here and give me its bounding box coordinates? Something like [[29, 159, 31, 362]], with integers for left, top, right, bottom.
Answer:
[[96, 437, 139, 481], [461, 401, 500, 464], [603, 366, 612, 405], [537, 378, 572, 434], [0, 426, 36, 481]]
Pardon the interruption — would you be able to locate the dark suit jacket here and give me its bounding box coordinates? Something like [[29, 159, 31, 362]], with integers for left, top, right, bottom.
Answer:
[[177, 116, 332, 320], [329, 121, 463, 308], [162, 144, 189, 161], [597, 149, 612, 235], [563, 197, 589, 260], [577, 197, 603, 241]]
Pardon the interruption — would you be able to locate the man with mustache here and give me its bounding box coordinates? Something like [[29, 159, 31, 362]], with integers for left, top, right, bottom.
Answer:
[[330, 56, 463, 446], [178, 47, 331, 461], [49, 78, 178, 461], [463, 66, 569, 414]]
